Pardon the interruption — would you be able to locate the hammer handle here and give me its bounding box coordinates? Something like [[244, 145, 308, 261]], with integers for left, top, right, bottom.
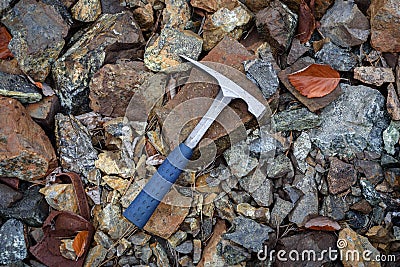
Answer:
[[123, 143, 193, 228]]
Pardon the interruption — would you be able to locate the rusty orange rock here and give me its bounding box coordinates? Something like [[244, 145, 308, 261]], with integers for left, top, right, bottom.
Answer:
[[0, 97, 57, 181]]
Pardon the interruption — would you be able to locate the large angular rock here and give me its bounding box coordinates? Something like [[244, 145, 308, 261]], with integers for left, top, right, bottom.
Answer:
[[354, 67, 395, 86], [223, 216, 273, 252], [144, 28, 202, 71], [202, 4, 253, 51], [273, 108, 321, 132], [309, 84, 389, 157], [0, 219, 27, 265], [0, 71, 42, 104], [256, 0, 298, 53], [55, 114, 98, 178], [53, 12, 144, 114], [1, 0, 69, 81], [369, 0, 400, 52], [89, 61, 152, 117], [0, 97, 57, 181], [320, 0, 370, 47]]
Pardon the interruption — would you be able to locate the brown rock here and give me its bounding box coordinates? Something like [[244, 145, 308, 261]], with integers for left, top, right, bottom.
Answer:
[[162, 0, 191, 30], [369, 0, 400, 52], [39, 184, 79, 213], [350, 199, 373, 214], [338, 228, 381, 267], [193, 239, 202, 264], [133, 3, 154, 31], [387, 83, 400, 120], [203, 36, 256, 72], [256, 1, 298, 53], [144, 189, 192, 239], [89, 61, 151, 117], [0, 97, 57, 181], [275, 231, 337, 267], [198, 220, 227, 267], [278, 57, 342, 112], [327, 158, 357, 194], [190, 0, 238, 13], [354, 67, 395, 86], [26, 95, 60, 129], [354, 159, 384, 185]]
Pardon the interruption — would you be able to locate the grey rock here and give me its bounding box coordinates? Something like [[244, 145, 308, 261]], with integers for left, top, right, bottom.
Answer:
[[55, 114, 98, 179], [224, 138, 258, 178], [0, 186, 49, 227], [0, 0, 13, 15], [94, 230, 113, 249], [130, 231, 151, 246], [0, 219, 27, 265], [284, 185, 303, 204], [200, 217, 214, 241], [320, 194, 349, 221], [1, 0, 69, 82], [270, 197, 293, 228], [267, 154, 294, 179], [381, 154, 399, 168], [371, 206, 385, 225], [175, 240, 193, 254], [293, 132, 312, 173], [229, 190, 252, 204], [360, 179, 382, 206], [309, 84, 390, 157], [223, 216, 273, 252], [256, 0, 297, 53], [151, 242, 170, 267], [0, 184, 22, 209], [383, 121, 400, 155], [273, 108, 321, 132], [240, 168, 273, 207], [53, 12, 144, 114], [320, 0, 370, 47], [315, 42, 358, 71], [244, 59, 279, 99], [144, 27, 203, 71], [118, 256, 139, 266], [218, 240, 250, 265], [0, 72, 42, 103], [289, 193, 319, 225]]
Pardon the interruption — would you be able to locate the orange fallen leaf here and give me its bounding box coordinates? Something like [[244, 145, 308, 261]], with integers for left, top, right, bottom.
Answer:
[[305, 216, 341, 231], [288, 64, 340, 98], [34, 81, 43, 89], [72, 230, 89, 258]]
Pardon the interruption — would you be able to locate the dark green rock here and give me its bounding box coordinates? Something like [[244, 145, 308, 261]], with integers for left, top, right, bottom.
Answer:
[[0, 72, 42, 103], [273, 108, 321, 132]]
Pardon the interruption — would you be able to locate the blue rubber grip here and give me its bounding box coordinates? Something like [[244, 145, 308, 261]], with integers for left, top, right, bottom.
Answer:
[[123, 143, 193, 228]]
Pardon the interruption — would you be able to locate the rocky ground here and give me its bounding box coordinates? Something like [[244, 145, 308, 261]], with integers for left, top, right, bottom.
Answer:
[[0, 0, 400, 266]]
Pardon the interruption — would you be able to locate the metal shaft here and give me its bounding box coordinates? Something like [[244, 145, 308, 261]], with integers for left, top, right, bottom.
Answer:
[[184, 90, 232, 149]]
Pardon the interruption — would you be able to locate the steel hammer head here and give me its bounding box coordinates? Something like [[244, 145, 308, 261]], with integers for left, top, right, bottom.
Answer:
[[180, 55, 267, 119]]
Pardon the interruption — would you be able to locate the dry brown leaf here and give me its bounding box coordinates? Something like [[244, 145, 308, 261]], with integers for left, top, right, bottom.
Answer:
[[72, 230, 89, 258], [288, 64, 340, 98], [297, 0, 317, 44]]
